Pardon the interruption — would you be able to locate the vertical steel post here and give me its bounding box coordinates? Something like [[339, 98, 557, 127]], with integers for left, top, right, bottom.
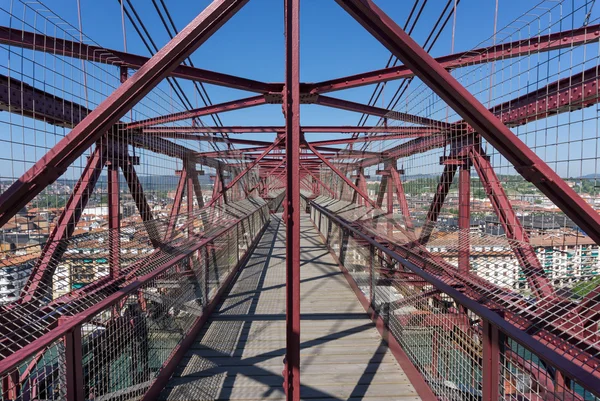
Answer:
[[389, 165, 414, 233], [2, 371, 18, 400], [387, 166, 394, 237], [21, 146, 106, 302], [369, 244, 375, 306], [187, 164, 194, 237], [108, 161, 120, 279], [165, 169, 187, 240], [376, 175, 388, 207], [63, 322, 84, 401], [284, 0, 301, 398], [482, 319, 502, 401], [418, 165, 457, 245], [458, 164, 470, 274]]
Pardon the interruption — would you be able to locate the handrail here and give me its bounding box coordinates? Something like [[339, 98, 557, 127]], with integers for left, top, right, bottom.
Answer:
[[309, 199, 600, 398], [0, 202, 270, 395]]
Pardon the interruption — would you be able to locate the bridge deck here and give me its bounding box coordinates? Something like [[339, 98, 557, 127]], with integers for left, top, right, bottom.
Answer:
[[161, 214, 420, 401]]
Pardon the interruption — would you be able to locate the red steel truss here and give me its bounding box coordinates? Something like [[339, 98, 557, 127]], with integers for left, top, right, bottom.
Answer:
[[1, 0, 600, 400]]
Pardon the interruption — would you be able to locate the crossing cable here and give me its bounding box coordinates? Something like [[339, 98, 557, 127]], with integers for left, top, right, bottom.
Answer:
[[116, 0, 223, 155]]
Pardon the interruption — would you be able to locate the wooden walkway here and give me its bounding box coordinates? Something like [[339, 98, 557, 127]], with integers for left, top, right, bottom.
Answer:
[[161, 214, 421, 401]]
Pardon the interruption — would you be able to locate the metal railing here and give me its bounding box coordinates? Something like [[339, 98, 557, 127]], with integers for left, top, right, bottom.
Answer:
[[0, 200, 270, 401], [308, 196, 600, 401]]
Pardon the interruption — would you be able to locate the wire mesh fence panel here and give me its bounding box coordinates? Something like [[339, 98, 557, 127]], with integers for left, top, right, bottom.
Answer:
[[309, 195, 599, 400]]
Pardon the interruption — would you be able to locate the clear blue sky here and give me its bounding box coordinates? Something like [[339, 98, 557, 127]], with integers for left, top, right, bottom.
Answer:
[[15, 0, 556, 128], [1, 0, 598, 179]]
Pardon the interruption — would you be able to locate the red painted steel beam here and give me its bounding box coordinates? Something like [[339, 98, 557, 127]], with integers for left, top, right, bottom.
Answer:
[[458, 165, 470, 274], [147, 132, 278, 147], [469, 146, 552, 298], [0, 73, 207, 165], [311, 146, 383, 158], [307, 24, 600, 94], [119, 160, 161, 247], [284, 0, 301, 398], [143, 125, 439, 134], [376, 175, 388, 207], [250, 160, 286, 194], [493, 65, 600, 127], [337, 0, 600, 246], [126, 95, 267, 129], [186, 166, 195, 236], [389, 165, 415, 233], [316, 95, 448, 128], [364, 135, 448, 167], [188, 164, 206, 209], [108, 162, 120, 280], [418, 165, 457, 245], [310, 131, 438, 146], [20, 146, 106, 303], [0, 26, 278, 94], [359, 66, 600, 165], [0, 74, 87, 128], [0, 0, 248, 229], [165, 169, 188, 240]]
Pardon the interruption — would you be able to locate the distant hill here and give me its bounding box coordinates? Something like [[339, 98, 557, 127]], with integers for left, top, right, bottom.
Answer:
[[51, 174, 213, 191]]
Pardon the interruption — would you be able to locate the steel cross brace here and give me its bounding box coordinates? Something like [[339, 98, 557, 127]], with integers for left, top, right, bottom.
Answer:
[[205, 137, 283, 209], [301, 166, 336, 198], [165, 168, 189, 241], [307, 143, 378, 209], [0, 0, 249, 229], [335, 0, 600, 245], [418, 164, 457, 245], [20, 145, 106, 303], [468, 145, 553, 298], [283, 0, 302, 398], [388, 164, 415, 234]]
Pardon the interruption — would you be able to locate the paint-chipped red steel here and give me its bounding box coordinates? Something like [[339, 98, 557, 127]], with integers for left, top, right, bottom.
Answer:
[[335, 0, 600, 246], [309, 201, 600, 398], [284, 0, 301, 398], [0, 0, 249, 229], [306, 23, 600, 94]]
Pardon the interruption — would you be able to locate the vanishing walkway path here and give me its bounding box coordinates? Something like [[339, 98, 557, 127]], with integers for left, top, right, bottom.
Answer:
[[161, 214, 420, 400]]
